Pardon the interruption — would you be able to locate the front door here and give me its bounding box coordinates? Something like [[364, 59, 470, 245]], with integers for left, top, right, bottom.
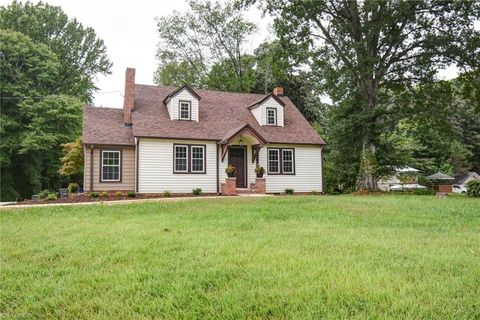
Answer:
[[228, 146, 246, 188]]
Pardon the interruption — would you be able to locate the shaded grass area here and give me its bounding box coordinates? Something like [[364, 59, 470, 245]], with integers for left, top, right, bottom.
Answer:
[[1, 195, 479, 319]]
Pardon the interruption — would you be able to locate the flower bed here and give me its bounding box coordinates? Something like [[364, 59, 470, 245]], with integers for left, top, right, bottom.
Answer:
[[15, 192, 226, 206]]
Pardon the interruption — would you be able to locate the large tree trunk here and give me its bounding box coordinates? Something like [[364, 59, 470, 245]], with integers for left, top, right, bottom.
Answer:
[[357, 139, 380, 191], [357, 79, 380, 191]]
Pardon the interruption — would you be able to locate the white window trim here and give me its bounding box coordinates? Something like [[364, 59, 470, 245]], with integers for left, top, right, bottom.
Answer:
[[179, 101, 191, 120], [266, 108, 277, 125], [190, 145, 205, 173], [282, 149, 294, 174], [268, 148, 280, 174], [174, 145, 189, 173], [101, 150, 121, 182]]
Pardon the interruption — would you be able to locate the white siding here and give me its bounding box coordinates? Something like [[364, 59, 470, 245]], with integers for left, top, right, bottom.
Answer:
[[250, 96, 284, 127], [251, 106, 261, 125], [138, 138, 217, 193], [166, 89, 199, 122], [258, 144, 323, 193]]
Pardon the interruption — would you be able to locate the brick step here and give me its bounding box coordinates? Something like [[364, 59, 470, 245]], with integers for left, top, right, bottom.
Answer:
[[236, 188, 254, 194]]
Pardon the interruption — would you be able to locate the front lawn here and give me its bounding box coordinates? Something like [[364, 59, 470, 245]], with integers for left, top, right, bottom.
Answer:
[[1, 195, 479, 319]]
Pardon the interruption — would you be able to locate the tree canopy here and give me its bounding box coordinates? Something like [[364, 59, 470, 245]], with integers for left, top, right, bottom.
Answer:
[[263, 0, 480, 190], [0, 1, 111, 200]]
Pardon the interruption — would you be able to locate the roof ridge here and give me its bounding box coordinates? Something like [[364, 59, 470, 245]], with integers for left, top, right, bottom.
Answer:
[[84, 106, 123, 110], [135, 83, 272, 98]]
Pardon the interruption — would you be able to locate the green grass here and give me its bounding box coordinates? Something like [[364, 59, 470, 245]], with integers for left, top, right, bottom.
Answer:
[[1, 195, 479, 319]]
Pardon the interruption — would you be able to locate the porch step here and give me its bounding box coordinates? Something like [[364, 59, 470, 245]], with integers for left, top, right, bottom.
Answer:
[[236, 188, 253, 194]]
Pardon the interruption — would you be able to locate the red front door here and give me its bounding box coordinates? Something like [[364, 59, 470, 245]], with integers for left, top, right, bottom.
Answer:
[[228, 146, 247, 188]]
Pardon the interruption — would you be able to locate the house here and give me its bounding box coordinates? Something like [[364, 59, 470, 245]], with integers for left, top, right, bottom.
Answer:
[[426, 171, 455, 193], [453, 172, 480, 189], [82, 68, 325, 195], [378, 166, 421, 191]]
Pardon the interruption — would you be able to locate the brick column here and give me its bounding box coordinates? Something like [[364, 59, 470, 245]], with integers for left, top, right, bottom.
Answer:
[[256, 178, 266, 194], [223, 178, 237, 195]]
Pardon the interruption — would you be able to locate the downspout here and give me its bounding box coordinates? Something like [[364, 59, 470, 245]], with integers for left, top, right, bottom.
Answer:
[[216, 144, 220, 194], [321, 146, 325, 194], [90, 144, 94, 192], [135, 138, 140, 193]]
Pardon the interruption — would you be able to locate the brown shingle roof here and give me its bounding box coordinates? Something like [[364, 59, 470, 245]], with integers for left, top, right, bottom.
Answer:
[[83, 107, 134, 146], [131, 84, 325, 145], [83, 84, 325, 146]]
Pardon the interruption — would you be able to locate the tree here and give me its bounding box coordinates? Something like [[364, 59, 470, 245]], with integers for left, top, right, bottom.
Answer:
[[0, 1, 112, 101], [264, 0, 480, 190], [0, 33, 82, 201], [1, 2, 111, 200], [155, 0, 257, 92], [59, 137, 84, 183]]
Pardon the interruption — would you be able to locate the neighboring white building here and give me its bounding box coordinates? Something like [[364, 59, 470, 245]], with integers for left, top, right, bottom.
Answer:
[[82, 68, 326, 195], [378, 166, 421, 191]]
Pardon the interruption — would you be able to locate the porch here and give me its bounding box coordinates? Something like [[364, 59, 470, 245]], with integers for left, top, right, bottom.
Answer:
[[218, 124, 267, 195]]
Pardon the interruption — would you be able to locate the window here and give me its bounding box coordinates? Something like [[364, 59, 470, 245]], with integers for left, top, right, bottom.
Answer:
[[282, 149, 294, 174], [173, 144, 206, 173], [174, 145, 188, 172], [179, 101, 191, 120], [191, 146, 205, 172], [267, 148, 295, 174], [101, 150, 121, 181], [266, 108, 277, 125], [268, 149, 280, 173]]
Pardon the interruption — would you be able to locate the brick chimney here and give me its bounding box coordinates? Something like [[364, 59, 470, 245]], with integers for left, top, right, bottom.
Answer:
[[273, 86, 284, 96], [123, 67, 136, 126]]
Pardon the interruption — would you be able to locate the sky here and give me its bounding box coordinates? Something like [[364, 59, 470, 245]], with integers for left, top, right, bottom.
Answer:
[[2, 0, 468, 108], [1, 0, 272, 108]]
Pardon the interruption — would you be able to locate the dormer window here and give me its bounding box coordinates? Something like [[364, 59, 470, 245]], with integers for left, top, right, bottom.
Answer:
[[179, 101, 191, 120], [248, 93, 285, 127], [267, 108, 277, 125]]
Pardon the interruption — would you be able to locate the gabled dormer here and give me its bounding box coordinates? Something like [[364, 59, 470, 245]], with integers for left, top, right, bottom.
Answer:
[[248, 87, 285, 127], [163, 84, 201, 122]]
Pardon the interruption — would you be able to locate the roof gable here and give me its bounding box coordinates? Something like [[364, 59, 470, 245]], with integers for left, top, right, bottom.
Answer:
[[248, 93, 285, 110], [453, 172, 480, 185], [162, 84, 201, 104], [219, 123, 268, 145]]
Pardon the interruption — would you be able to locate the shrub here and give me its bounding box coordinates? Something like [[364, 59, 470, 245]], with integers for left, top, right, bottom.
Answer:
[[164, 190, 172, 197], [285, 188, 294, 195], [192, 188, 202, 196], [466, 180, 480, 197], [127, 191, 136, 198], [38, 189, 50, 199], [68, 183, 79, 194], [89, 192, 99, 198], [225, 165, 236, 177], [255, 165, 265, 176], [114, 191, 123, 198], [101, 191, 109, 198], [45, 192, 58, 201]]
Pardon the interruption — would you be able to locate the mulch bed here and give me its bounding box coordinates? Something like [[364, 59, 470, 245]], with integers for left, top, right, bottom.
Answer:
[[15, 193, 225, 206]]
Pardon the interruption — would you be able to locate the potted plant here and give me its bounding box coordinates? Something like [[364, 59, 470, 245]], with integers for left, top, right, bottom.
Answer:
[[225, 164, 236, 177], [255, 165, 265, 178]]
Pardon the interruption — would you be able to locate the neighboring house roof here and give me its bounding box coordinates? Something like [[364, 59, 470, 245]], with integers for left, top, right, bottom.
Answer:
[[83, 107, 135, 146], [453, 172, 480, 185], [395, 166, 420, 173], [426, 172, 455, 180], [131, 84, 325, 145]]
